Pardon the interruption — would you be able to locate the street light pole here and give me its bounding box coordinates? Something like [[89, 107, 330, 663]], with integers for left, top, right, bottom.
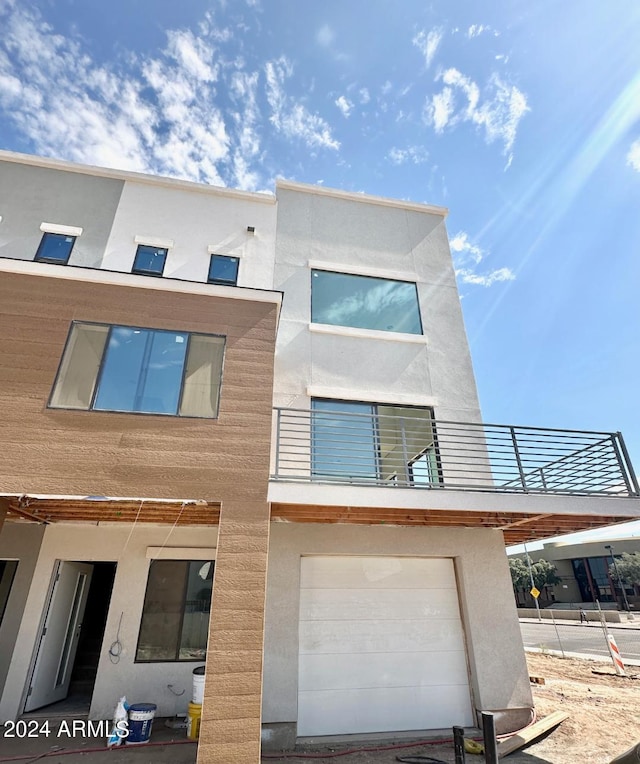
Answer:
[[523, 541, 542, 622], [605, 544, 631, 613]]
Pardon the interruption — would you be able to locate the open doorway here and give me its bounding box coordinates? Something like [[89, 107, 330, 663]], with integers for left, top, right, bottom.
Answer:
[[24, 561, 116, 716]]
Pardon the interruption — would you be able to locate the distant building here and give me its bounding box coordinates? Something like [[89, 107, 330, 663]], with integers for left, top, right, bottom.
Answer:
[[511, 538, 640, 609], [0, 150, 639, 763]]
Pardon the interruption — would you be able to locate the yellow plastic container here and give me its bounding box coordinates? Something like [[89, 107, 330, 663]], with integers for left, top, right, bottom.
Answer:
[[187, 702, 202, 740]]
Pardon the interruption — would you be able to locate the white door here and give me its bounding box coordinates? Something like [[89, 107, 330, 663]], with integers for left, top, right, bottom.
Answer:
[[25, 561, 93, 712], [298, 556, 473, 736]]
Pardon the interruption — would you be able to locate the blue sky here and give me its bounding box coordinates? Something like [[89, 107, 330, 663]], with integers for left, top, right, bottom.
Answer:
[[1, 0, 639, 544]]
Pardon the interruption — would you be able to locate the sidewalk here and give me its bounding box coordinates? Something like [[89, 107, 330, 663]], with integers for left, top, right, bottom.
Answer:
[[519, 616, 640, 629]]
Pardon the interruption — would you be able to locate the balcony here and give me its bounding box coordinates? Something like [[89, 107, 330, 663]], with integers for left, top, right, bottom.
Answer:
[[271, 407, 639, 498]]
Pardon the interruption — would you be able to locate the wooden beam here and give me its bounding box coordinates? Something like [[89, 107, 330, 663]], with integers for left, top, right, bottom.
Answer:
[[496, 711, 569, 756], [499, 514, 547, 530]]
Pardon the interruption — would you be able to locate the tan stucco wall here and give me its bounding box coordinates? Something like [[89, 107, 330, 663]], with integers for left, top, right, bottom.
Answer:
[[0, 268, 278, 762], [0, 269, 278, 503], [263, 522, 533, 734]]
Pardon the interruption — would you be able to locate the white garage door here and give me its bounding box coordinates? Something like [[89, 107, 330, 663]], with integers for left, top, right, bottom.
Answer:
[[298, 556, 473, 736]]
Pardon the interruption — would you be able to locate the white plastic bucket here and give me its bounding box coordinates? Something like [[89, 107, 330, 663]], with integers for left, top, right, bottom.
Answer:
[[192, 666, 205, 704]]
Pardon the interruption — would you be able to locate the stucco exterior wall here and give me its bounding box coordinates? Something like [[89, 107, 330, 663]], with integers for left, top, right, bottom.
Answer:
[[272, 184, 482, 423], [0, 161, 124, 268], [0, 268, 278, 502], [101, 180, 276, 289], [263, 523, 533, 736], [0, 523, 218, 722], [0, 524, 45, 702]]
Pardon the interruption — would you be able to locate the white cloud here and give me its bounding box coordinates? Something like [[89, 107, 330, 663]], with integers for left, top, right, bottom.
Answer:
[[388, 145, 429, 165], [413, 28, 444, 69], [456, 267, 515, 287], [359, 88, 370, 104], [0, 5, 341, 189], [335, 95, 353, 118], [450, 231, 515, 288], [467, 24, 495, 38], [425, 68, 529, 162], [627, 139, 640, 172], [430, 88, 455, 132], [317, 24, 335, 47], [450, 231, 484, 264], [265, 56, 339, 150]]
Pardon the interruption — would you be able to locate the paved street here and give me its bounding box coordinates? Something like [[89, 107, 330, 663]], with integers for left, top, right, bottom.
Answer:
[[520, 619, 640, 664]]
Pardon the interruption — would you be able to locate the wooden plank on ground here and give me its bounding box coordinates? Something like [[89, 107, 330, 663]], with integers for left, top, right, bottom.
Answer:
[[497, 711, 569, 757]]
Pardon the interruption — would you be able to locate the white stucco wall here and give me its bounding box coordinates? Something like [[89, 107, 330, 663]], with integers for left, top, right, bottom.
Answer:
[[262, 522, 533, 732], [0, 524, 45, 702], [0, 523, 218, 722], [100, 180, 277, 289], [272, 184, 482, 422]]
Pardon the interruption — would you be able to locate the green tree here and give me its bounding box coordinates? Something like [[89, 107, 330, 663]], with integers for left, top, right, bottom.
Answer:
[[508, 557, 530, 591], [508, 556, 561, 605], [609, 552, 640, 587], [531, 558, 561, 590]]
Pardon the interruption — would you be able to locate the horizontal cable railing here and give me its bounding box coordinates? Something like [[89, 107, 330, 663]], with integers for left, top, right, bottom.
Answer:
[[272, 407, 640, 496]]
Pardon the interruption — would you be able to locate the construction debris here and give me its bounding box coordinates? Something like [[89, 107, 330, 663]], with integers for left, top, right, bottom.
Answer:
[[496, 711, 569, 757]]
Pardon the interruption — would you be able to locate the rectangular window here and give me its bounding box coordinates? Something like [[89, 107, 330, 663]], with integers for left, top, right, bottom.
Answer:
[[50, 322, 225, 418], [132, 245, 168, 276], [311, 399, 438, 485], [208, 255, 239, 286], [311, 270, 423, 335], [35, 233, 76, 264], [136, 560, 214, 662]]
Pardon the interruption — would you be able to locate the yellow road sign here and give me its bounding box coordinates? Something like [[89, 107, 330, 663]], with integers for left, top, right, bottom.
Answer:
[[530, 587, 540, 599]]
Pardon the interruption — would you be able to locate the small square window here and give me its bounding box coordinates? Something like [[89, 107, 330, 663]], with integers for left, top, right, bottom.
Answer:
[[35, 233, 76, 264], [132, 245, 168, 276], [208, 255, 239, 286]]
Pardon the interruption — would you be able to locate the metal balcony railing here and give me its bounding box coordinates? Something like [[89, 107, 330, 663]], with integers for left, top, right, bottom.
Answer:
[[271, 407, 640, 497]]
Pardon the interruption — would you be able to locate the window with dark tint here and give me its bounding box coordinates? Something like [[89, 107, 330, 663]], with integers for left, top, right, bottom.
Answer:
[[311, 270, 422, 334], [208, 255, 239, 286], [49, 322, 225, 418], [35, 233, 76, 264], [132, 245, 168, 276], [136, 560, 214, 662]]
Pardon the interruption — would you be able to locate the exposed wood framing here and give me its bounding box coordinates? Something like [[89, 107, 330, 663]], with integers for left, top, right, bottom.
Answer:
[[270, 503, 640, 545], [2, 496, 220, 525]]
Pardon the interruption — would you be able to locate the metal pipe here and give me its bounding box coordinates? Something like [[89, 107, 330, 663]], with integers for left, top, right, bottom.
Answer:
[[523, 541, 542, 622], [453, 725, 466, 763], [605, 544, 631, 613], [481, 712, 499, 764]]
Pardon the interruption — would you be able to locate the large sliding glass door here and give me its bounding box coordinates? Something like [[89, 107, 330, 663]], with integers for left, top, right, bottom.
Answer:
[[311, 399, 439, 485]]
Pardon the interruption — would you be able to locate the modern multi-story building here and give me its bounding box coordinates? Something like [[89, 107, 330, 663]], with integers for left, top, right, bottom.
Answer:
[[511, 537, 640, 610], [0, 150, 639, 764]]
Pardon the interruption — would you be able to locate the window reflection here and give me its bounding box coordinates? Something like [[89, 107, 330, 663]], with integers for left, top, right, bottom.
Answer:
[[311, 270, 422, 335]]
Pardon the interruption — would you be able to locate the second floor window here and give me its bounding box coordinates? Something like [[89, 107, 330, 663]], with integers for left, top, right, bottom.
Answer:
[[132, 245, 168, 276], [49, 322, 225, 418], [35, 233, 76, 264], [311, 270, 423, 335], [208, 255, 239, 286]]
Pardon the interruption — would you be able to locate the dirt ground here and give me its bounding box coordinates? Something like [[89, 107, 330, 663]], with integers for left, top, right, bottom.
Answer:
[[264, 652, 640, 764], [1, 653, 638, 763]]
